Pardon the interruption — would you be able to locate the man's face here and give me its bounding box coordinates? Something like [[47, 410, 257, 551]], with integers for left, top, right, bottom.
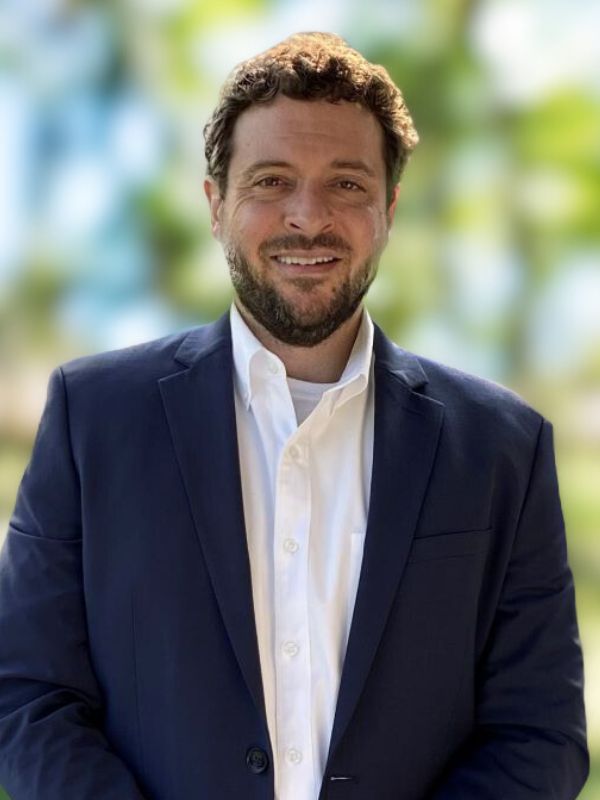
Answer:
[[205, 95, 399, 346]]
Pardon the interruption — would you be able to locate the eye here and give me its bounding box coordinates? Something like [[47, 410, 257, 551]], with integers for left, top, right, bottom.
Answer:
[[336, 179, 364, 191], [255, 176, 286, 188]]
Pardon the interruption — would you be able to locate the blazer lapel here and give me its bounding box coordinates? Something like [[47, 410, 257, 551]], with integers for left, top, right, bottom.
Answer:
[[157, 315, 266, 726], [327, 326, 445, 762]]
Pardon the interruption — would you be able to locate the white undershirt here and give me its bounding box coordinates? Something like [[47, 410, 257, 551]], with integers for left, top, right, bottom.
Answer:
[[231, 304, 375, 800], [287, 376, 338, 425]]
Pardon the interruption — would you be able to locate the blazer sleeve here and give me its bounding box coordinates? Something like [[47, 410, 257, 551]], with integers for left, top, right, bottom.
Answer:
[[430, 420, 589, 799], [0, 368, 147, 799]]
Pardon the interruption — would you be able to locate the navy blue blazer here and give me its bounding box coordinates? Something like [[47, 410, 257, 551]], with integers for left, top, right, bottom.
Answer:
[[0, 314, 588, 799]]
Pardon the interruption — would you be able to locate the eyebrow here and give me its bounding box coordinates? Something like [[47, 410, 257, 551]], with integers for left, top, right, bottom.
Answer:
[[330, 159, 376, 177], [239, 158, 377, 182]]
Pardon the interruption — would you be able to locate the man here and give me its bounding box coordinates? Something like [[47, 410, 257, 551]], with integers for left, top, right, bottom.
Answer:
[[0, 32, 588, 800]]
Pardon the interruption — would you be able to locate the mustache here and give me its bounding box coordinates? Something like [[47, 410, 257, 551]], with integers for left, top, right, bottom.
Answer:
[[259, 233, 352, 256]]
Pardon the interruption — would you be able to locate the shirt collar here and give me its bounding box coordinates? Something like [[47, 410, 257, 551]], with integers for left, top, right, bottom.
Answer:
[[230, 302, 374, 411]]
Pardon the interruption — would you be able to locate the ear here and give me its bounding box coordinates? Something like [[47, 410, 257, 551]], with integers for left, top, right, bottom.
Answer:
[[204, 179, 223, 239], [386, 184, 400, 229]]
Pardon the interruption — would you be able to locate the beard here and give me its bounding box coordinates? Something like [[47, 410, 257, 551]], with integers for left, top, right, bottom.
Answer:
[[224, 233, 379, 347]]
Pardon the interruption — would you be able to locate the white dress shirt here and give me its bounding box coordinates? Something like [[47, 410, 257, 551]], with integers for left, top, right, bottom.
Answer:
[[231, 303, 375, 800]]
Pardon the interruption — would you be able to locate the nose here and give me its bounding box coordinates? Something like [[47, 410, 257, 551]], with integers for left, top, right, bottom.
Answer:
[[283, 183, 334, 237]]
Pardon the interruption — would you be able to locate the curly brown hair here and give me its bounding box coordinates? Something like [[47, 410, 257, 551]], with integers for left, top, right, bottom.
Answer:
[[204, 32, 419, 205]]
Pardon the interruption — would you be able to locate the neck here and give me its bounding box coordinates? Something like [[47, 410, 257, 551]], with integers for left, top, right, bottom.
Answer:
[[235, 301, 363, 383]]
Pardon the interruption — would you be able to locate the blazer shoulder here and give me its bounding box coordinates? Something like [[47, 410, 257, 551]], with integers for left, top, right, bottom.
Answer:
[[50, 318, 228, 426], [58, 316, 229, 388], [373, 325, 543, 436], [62, 332, 176, 381], [42, 321, 229, 454], [416, 354, 545, 442]]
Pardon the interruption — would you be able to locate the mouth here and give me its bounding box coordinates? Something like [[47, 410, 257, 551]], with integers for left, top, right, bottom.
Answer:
[[271, 254, 341, 267]]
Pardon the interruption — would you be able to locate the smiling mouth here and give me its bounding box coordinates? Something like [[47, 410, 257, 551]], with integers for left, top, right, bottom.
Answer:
[[273, 255, 340, 266]]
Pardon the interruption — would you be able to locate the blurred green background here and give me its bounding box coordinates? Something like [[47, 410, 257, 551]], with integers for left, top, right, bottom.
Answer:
[[0, 0, 598, 797]]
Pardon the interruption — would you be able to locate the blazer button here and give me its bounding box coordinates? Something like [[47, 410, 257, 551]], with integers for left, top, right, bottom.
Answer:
[[246, 746, 269, 774]]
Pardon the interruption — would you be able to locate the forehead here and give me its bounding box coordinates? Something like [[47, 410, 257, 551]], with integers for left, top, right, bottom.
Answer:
[[228, 95, 386, 176]]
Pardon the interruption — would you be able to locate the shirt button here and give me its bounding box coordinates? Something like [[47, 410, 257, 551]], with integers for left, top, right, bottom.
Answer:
[[283, 538, 299, 554], [282, 640, 300, 657], [286, 747, 303, 765], [288, 443, 302, 461], [268, 361, 280, 375]]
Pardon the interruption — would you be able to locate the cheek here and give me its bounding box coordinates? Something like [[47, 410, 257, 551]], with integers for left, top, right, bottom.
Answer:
[[352, 208, 388, 250], [227, 205, 278, 247]]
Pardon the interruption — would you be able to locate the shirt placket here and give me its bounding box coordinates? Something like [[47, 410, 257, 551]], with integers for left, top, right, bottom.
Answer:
[[274, 430, 315, 799]]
